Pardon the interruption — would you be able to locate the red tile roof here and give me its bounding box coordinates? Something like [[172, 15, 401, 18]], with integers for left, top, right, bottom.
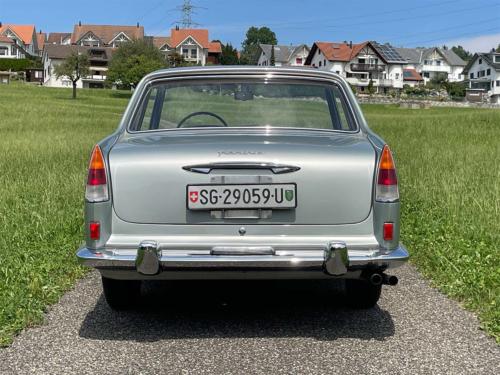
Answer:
[[0, 35, 14, 44], [71, 24, 145, 45], [47, 32, 72, 44], [170, 28, 209, 49], [0, 24, 36, 44], [315, 41, 368, 62], [403, 68, 423, 81], [152, 36, 171, 49], [208, 41, 222, 54], [36, 32, 46, 50]]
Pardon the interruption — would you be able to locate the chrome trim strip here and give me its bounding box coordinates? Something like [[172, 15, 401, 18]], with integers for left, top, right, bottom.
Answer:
[[77, 245, 409, 271], [183, 162, 300, 174]]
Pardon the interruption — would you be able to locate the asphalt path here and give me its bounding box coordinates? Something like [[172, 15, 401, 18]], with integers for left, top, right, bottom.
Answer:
[[0, 264, 498, 374]]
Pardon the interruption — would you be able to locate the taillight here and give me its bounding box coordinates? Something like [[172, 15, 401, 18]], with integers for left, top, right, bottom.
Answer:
[[383, 222, 394, 241], [85, 145, 109, 202], [376, 145, 399, 202], [89, 222, 100, 240]]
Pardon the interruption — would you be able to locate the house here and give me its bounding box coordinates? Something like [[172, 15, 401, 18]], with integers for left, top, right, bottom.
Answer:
[[36, 31, 46, 56], [47, 32, 72, 45], [395, 47, 465, 84], [402, 68, 424, 87], [0, 23, 38, 58], [257, 44, 310, 66], [43, 44, 114, 89], [462, 51, 500, 103], [71, 22, 144, 47], [305, 41, 406, 93], [152, 28, 222, 65]]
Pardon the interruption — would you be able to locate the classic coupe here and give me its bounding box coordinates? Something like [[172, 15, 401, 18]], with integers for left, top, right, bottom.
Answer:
[[77, 66, 408, 310]]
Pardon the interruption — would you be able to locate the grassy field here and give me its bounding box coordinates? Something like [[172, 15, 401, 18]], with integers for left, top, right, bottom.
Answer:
[[0, 84, 498, 346]]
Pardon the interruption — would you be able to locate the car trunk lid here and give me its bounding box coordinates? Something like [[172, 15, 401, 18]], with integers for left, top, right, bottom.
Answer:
[[109, 131, 375, 225]]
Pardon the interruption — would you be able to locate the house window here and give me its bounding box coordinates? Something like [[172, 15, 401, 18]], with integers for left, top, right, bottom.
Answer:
[[423, 72, 430, 78], [436, 60, 442, 66], [295, 57, 303, 65], [487, 68, 491, 75], [191, 49, 197, 59], [495, 56, 500, 63], [395, 73, 400, 79], [324, 59, 326, 66], [470, 72, 474, 79], [0, 47, 8, 56], [335, 71, 340, 74], [318, 50, 321, 55], [182, 48, 189, 58], [479, 58, 482, 64], [346, 72, 353, 78], [319, 61, 322, 67], [424, 60, 431, 65]]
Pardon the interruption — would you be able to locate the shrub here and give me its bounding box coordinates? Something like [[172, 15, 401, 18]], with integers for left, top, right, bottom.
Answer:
[[0, 58, 42, 72]]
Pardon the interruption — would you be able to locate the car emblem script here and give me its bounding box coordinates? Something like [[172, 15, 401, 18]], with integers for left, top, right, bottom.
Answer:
[[189, 191, 199, 203]]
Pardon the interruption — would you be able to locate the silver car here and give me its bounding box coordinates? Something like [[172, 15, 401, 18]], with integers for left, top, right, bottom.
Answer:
[[77, 66, 408, 310]]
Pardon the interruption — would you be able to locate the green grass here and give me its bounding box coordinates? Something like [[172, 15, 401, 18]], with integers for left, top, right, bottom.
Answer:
[[0, 85, 498, 346], [364, 104, 499, 342], [0, 84, 131, 346]]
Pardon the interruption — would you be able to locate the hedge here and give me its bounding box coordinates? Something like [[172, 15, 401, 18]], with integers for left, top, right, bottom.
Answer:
[[0, 58, 42, 72]]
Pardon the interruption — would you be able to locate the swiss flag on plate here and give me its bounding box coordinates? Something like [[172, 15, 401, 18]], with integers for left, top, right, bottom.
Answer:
[[189, 191, 199, 203]]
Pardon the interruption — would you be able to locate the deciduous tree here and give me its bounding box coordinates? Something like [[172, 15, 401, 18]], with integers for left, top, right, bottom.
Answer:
[[107, 40, 166, 89], [240, 26, 277, 65], [54, 51, 89, 99]]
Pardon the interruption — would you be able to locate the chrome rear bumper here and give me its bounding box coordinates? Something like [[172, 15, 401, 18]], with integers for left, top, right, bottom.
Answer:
[[77, 242, 409, 277]]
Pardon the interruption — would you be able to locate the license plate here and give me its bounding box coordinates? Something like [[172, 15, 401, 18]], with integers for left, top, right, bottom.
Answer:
[[187, 184, 297, 210]]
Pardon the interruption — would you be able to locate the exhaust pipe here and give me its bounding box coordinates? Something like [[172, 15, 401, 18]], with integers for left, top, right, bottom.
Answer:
[[382, 274, 398, 286], [369, 273, 383, 285]]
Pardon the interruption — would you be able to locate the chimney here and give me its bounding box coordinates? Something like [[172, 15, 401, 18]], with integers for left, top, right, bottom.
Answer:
[[137, 22, 139, 28], [79, 21, 81, 26], [176, 25, 179, 31], [349, 41, 352, 48], [0, 22, 2, 28], [39, 29, 42, 34]]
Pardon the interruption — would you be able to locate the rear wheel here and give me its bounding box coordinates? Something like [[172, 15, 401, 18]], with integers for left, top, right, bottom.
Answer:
[[101, 276, 141, 310], [345, 279, 382, 309]]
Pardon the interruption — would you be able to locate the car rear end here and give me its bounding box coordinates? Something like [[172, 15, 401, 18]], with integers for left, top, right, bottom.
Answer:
[[77, 67, 408, 309]]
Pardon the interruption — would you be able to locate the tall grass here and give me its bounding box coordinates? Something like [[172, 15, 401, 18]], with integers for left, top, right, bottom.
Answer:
[[364, 104, 499, 341], [0, 84, 130, 346], [0, 85, 498, 345]]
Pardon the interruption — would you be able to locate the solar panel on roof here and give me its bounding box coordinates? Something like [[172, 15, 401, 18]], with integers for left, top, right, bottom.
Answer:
[[372, 42, 406, 63]]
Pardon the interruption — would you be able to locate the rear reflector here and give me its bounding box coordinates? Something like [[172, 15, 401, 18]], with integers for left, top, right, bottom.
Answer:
[[85, 145, 109, 202], [89, 222, 100, 240], [376, 145, 399, 202], [383, 222, 394, 241]]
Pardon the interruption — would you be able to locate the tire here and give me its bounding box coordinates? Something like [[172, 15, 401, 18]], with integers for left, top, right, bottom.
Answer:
[[101, 276, 141, 310], [345, 279, 382, 309]]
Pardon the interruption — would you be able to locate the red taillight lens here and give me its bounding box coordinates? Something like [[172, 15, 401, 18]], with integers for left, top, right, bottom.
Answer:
[[383, 222, 394, 241], [89, 222, 100, 240], [85, 145, 109, 202], [376, 145, 399, 202]]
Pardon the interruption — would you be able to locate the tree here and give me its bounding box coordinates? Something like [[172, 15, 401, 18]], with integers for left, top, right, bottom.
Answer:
[[240, 26, 277, 64], [451, 45, 472, 62], [107, 39, 166, 89], [270, 45, 276, 66], [367, 79, 375, 95], [54, 51, 89, 99], [220, 43, 239, 65]]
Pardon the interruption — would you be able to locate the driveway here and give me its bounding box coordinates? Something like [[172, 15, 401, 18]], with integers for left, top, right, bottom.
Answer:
[[0, 264, 498, 374]]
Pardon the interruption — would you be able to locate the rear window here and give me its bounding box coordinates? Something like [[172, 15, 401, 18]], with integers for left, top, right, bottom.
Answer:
[[131, 79, 357, 132]]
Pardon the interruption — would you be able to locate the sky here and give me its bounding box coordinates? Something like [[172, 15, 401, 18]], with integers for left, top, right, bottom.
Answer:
[[1, 0, 499, 52]]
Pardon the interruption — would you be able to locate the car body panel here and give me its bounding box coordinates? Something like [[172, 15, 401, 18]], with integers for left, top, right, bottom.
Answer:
[[78, 66, 408, 280]]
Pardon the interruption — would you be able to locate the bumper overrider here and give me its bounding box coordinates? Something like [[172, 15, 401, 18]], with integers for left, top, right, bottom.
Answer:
[[77, 241, 409, 276]]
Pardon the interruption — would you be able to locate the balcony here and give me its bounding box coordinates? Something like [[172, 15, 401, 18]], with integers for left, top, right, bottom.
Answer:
[[350, 63, 385, 72]]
